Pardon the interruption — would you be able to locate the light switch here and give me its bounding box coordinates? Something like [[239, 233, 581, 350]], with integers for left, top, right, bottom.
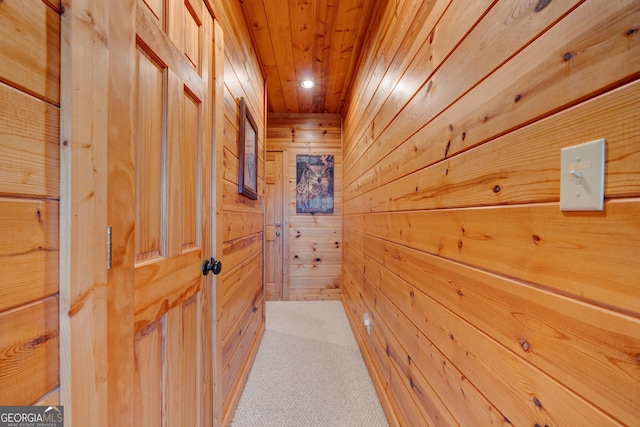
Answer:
[[560, 138, 605, 211]]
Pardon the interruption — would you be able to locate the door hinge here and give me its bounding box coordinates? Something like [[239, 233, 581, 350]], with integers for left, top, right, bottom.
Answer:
[[106, 226, 112, 270]]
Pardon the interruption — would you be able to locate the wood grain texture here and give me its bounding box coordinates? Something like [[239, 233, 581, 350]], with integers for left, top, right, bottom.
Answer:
[[108, 2, 213, 427], [367, 269, 620, 426], [181, 297, 198, 427], [221, 293, 264, 371], [222, 211, 263, 242], [184, 3, 201, 71], [219, 283, 261, 398], [0, 297, 59, 405], [265, 151, 284, 300], [240, 0, 379, 114], [0, 0, 61, 411], [218, 258, 262, 345], [343, 0, 454, 163], [0, 0, 61, 104], [0, 199, 58, 313], [267, 113, 343, 300], [134, 46, 164, 262], [141, 0, 164, 23], [164, 306, 183, 427], [223, 233, 262, 269], [137, 0, 206, 100], [345, 0, 639, 193], [353, 287, 508, 427], [106, 0, 138, 424], [134, 250, 202, 331], [181, 90, 200, 250], [341, 288, 400, 427], [344, 0, 582, 185], [59, 0, 110, 424], [0, 83, 60, 198], [342, 0, 640, 425], [133, 322, 162, 426], [214, 0, 266, 421], [354, 229, 640, 425], [346, 200, 640, 314], [220, 292, 263, 421], [211, 18, 226, 426], [219, 252, 262, 317], [345, 79, 640, 212]]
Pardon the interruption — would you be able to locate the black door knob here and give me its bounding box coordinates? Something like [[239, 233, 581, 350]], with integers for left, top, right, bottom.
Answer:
[[202, 257, 222, 276]]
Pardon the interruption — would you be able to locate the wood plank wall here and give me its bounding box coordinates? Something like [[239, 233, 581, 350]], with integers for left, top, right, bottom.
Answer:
[[0, 0, 61, 406], [267, 113, 343, 300], [213, 0, 266, 424], [342, 1, 640, 426]]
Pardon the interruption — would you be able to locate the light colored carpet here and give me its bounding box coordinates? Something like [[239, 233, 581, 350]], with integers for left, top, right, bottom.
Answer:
[[231, 301, 389, 427]]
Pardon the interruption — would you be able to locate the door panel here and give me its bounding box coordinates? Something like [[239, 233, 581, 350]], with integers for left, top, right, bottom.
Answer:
[[135, 46, 164, 262], [184, 5, 201, 71], [142, 0, 164, 23], [181, 296, 198, 426], [182, 89, 200, 251], [133, 322, 162, 426], [130, 0, 212, 425]]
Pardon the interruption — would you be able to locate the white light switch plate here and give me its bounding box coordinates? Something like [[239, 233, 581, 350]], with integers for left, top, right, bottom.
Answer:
[[560, 139, 605, 211]]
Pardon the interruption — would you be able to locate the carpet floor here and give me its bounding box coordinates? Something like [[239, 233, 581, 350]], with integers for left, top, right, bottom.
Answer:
[[231, 301, 389, 427]]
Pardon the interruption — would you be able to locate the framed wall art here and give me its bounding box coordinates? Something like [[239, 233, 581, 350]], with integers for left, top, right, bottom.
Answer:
[[296, 154, 334, 214], [237, 97, 258, 200]]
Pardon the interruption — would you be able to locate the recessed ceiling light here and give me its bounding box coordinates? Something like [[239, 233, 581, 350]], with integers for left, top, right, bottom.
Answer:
[[299, 79, 315, 89]]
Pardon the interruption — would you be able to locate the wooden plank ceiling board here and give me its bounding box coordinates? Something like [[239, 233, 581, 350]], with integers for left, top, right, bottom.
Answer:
[[240, 0, 383, 114]]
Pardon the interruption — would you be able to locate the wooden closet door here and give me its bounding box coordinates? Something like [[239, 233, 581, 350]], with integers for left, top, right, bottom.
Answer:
[[265, 151, 284, 300], [128, 1, 213, 425]]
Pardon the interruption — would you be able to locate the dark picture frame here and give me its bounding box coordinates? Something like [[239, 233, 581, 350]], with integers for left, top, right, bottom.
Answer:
[[237, 97, 258, 200]]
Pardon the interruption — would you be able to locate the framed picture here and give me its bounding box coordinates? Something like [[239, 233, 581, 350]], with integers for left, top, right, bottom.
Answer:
[[238, 97, 258, 200], [296, 154, 334, 214]]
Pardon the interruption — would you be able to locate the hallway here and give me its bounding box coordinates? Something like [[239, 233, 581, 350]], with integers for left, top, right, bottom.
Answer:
[[231, 301, 388, 426], [1, 1, 638, 424]]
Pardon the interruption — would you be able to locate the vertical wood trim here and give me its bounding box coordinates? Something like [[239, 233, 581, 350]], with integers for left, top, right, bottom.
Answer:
[[281, 149, 291, 300], [164, 307, 183, 427], [212, 17, 225, 426], [200, 6, 215, 426], [107, 0, 136, 425], [263, 84, 268, 306], [166, 70, 183, 257], [340, 113, 344, 303], [262, 82, 268, 303], [60, 1, 109, 425]]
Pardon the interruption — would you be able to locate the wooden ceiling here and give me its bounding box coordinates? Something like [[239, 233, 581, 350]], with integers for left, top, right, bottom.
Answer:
[[240, 0, 383, 115]]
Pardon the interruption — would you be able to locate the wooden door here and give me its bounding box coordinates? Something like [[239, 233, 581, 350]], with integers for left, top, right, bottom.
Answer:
[[124, 1, 214, 425], [265, 151, 285, 300]]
